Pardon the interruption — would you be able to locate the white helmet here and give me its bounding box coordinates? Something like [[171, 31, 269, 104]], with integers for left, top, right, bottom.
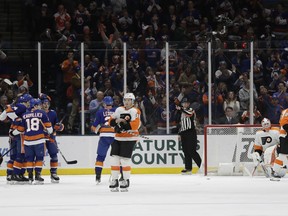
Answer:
[[123, 93, 135, 101], [261, 118, 271, 129], [123, 93, 135, 107]]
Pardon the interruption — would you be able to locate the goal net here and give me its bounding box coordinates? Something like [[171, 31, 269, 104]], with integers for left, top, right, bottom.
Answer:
[[203, 124, 267, 176]]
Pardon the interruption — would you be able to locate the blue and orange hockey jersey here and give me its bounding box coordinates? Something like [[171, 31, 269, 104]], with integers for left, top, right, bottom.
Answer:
[[91, 107, 116, 137], [16, 109, 52, 145]]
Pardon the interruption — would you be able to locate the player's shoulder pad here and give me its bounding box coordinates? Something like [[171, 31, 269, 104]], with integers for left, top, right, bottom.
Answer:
[[132, 107, 141, 114], [255, 129, 264, 134], [270, 127, 280, 131]]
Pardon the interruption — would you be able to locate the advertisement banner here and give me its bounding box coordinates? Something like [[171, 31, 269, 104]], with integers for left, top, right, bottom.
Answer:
[[0, 135, 204, 174]]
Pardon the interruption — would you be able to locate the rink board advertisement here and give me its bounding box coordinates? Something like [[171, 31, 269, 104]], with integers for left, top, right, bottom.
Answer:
[[0, 135, 204, 174]]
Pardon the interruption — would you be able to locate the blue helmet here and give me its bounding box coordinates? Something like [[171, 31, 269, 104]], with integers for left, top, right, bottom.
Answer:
[[39, 93, 51, 101], [103, 96, 113, 106], [18, 93, 32, 103], [23, 93, 33, 102], [18, 96, 27, 104], [29, 98, 41, 109], [14, 103, 27, 117]]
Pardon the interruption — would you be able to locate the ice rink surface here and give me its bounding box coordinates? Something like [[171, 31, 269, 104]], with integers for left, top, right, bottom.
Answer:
[[0, 174, 287, 216]]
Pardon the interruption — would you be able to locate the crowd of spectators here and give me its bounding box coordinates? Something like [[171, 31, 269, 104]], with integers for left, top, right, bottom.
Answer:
[[1, 0, 288, 135]]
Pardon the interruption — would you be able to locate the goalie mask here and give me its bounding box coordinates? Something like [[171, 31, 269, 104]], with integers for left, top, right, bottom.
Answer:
[[261, 118, 271, 130]]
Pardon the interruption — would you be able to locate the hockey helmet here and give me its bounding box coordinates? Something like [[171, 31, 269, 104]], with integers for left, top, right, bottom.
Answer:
[[103, 96, 113, 106], [18, 96, 28, 104], [261, 118, 271, 129], [39, 93, 51, 103], [14, 103, 27, 117], [19, 93, 33, 103], [123, 93, 135, 101], [29, 98, 41, 109]]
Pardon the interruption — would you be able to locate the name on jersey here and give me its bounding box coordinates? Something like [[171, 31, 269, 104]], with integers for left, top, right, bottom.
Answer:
[[23, 112, 43, 119], [103, 110, 115, 117]]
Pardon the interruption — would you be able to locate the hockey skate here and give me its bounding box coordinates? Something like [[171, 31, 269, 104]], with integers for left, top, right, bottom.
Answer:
[[51, 173, 60, 183], [28, 172, 34, 184], [11, 174, 27, 185], [35, 172, 44, 185], [109, 179, 119, 192], [181, 169, 192, 175], [120, 179, 129, 192], [19, 174, 30, 184], [6, 175, 12, 184], [96, 174, 101, 184]]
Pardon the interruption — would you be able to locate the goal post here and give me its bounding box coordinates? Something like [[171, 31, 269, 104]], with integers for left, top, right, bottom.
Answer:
[[204, 124, 266, 176]]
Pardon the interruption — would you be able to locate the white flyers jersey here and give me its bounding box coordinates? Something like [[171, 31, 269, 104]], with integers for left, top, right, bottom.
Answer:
[[110, 106, 141, 141], [254, 128, 280, 152]]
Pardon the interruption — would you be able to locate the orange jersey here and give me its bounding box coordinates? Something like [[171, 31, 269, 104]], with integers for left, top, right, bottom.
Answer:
[[279, 108, 288, 136], [279, 108, 288, 127]]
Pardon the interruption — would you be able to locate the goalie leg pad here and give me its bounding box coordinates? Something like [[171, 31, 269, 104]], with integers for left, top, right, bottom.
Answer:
[[263, 145, 278, 165]]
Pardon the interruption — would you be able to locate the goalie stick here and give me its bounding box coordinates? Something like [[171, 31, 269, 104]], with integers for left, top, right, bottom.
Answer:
[[40, 120, 78, 165], [250, 161, 271, 177]]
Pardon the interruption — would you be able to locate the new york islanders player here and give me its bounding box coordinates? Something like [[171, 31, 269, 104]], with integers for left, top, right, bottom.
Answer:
[[40, 93, 64, 183], [251, 118, 280, 177], [0, 93, 32, 183], [108, 93, 141, 192], [11, 98, 53, 184], [271, 108, 288, 180], [91, 96, 116, 184], [9, 94, 32, 184]]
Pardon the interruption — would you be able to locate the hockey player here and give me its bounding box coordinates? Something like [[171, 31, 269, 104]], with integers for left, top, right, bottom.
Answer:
[[11, 98, 53, 184], [10, 95, 32, 184], [271, 108, 288, 180], [251, 118, 280, 177], [0, 93, 32, 184], [91, 96, 116, 184], [40, 93, 64, 183], [108, 93, 141, 192]]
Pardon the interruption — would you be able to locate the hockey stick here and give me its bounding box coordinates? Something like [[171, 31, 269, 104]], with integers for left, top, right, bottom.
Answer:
[[59, 114, 68, 124], [57, 148, 77, 165], [251, 161, 270, 177], [0, 146, 16, 165], [121, 130, 151, 140], [40, 120, 78, 165]]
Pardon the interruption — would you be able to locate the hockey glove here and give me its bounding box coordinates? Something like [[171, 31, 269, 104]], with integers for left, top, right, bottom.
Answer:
[[9, 130, 15, 139], [119, 121, 132, 131], [54, 123, 64, 132], [114, 124, 122, 133], [251, 152, 262, 166]]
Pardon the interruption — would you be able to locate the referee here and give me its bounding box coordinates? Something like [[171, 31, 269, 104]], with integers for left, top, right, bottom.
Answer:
[[176, 98, 202, 174]]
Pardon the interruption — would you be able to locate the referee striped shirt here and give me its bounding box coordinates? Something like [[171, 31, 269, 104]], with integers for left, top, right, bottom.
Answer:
[[179, 107, 196, 133]]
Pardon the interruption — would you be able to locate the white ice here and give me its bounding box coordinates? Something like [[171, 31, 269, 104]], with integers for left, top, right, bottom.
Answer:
[[0, 174, 287, 216]]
